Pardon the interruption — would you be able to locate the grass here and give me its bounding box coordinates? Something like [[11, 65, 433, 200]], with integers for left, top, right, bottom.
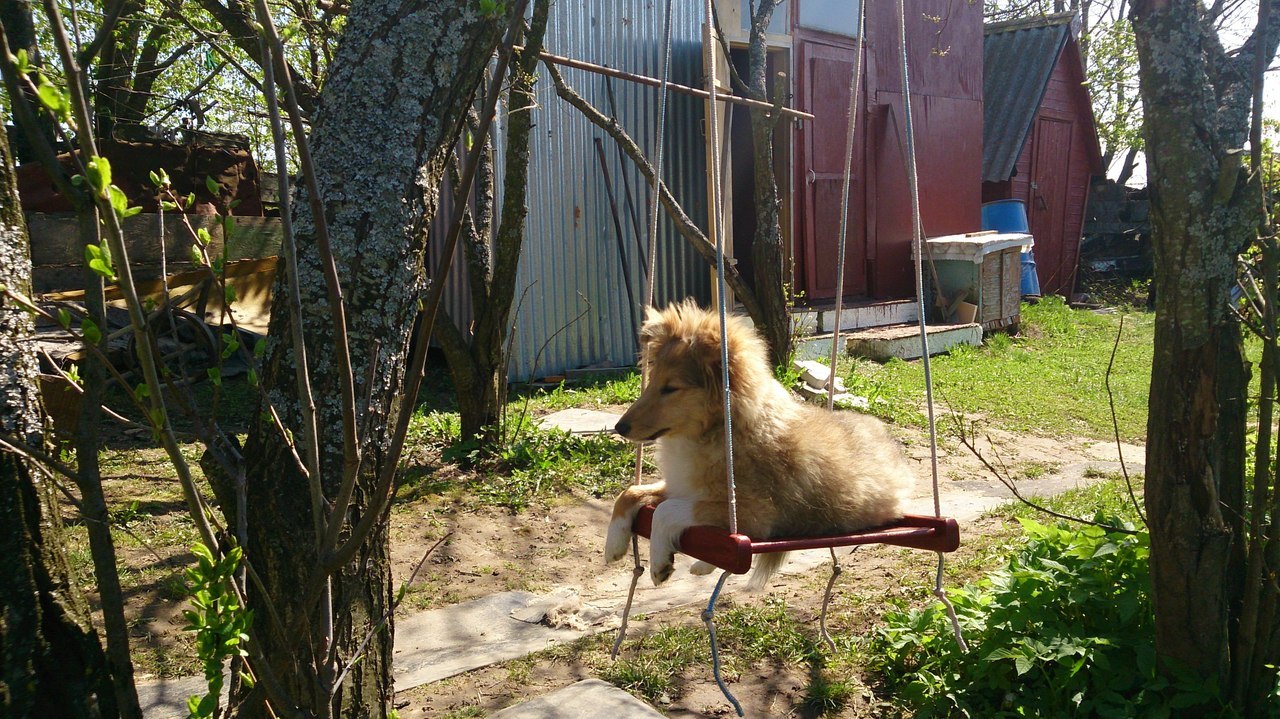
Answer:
[[838, 297, 1154, 442]]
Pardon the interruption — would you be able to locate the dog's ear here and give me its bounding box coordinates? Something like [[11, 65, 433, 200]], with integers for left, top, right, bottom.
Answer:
[[688, 323, 724, 388], [638, 306, 670, 348]]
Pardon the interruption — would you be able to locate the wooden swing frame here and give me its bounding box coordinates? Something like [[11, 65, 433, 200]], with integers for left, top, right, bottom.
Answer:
[[632, 506, 962, 575]]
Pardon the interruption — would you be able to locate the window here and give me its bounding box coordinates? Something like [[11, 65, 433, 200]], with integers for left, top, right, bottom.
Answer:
[[740, 0, 790, 35], [797, 0, 861, 38]]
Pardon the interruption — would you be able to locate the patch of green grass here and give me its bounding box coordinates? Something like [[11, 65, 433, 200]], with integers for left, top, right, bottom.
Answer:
[[1015, 460, 1060, 481], [1003, 471, 1146, 526], [398, 423, 637, 511], [803, 671, 858, 715], [601, 597, 857, 713], [840, 297, 1154, 441], [509, 371, 641, 415]]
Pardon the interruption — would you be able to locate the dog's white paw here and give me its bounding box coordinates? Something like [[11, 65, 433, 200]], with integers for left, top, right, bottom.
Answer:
[[649, 500, 693, 585], [689, 560, 716, 576], [604, 516, 633, 563]]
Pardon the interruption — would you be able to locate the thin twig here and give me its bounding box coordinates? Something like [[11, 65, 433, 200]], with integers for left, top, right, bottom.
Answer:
[[328, 532, 452, 693], [952, 417, 1139, 535], [252, 0, 364, 554], [1104, 314, 1147, 526]]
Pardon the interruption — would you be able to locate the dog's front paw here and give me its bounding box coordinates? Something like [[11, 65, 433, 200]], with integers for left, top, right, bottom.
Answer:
[[651, 559, 674, 585], [648, 500, 693, 586], [604, 516, 633, 563]]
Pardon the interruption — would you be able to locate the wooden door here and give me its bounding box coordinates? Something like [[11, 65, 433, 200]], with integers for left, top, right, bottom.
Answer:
[[797, 39, 867, 301], [1027, 116, 1073, 295]]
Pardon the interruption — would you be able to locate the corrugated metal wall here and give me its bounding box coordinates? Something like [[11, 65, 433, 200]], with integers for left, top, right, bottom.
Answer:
[[430, 1, 711, 382]]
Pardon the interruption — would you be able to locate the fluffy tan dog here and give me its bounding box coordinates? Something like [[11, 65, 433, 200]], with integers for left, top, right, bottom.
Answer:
[[605, 300, 914, 587]]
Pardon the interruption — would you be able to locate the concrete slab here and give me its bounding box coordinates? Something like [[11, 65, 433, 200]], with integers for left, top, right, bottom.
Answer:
[[845, 322, 982, 362], [539, 408, 623, 435], [394, 591, 598, 689], [490, 679, 664, 718]]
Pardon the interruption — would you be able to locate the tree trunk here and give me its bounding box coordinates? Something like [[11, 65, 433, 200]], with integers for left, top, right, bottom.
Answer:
[[744, 1, 791, 368], [236, 3, 504, 717], [1131, 0, 1277, 709], [0, 102, 118, 719], [438, 0, 550, 446]]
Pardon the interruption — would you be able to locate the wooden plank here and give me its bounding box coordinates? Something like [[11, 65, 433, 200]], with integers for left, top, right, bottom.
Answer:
[[26, 213, 282, 267]]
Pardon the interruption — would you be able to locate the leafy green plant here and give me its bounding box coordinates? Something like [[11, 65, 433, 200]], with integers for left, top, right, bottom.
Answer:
[[870, 518, 1223, 717], [183, 543, 253, 719]]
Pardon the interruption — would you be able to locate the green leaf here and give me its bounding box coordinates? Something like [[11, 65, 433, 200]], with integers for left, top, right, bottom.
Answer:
[[135, 383, 150, 400], [207, 367, 222, 387], [224, 284, 237, 304], [205, 176, 221, 196], [14, 49, 31, 75], [196, 228, 212, 246], [191, 245, 205, 265], [57, 308, 71, 329], [253, 337, 267, 358], [109, 185, 131, 215], [86, 157, 112, 192], [247, 367, 259, 387], [185, 192, 196, 209], [81, 318, 101, 345], [1014, 654, 1035, 676], [36, 82, 70, 120], [221, 334, 240, 359], [161, 200, 180, 211]]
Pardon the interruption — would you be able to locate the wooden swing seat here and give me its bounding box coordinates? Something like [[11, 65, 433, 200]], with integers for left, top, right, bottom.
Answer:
[[632, 505, 961, 575]]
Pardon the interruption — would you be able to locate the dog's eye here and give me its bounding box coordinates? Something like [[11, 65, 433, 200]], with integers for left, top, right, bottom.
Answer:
[[660, 385, 679, 395]]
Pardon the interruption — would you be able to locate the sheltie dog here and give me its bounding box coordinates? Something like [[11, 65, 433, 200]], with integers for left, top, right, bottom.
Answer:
[[605, 300, 913, 588]]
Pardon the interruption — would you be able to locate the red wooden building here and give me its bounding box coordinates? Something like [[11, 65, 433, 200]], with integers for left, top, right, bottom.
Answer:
[[981, 12, 1103, 297], [721, 0, 985, 305]]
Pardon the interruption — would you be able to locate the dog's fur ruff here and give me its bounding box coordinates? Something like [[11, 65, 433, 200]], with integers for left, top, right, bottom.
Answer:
[[606, 300, 914, 588]]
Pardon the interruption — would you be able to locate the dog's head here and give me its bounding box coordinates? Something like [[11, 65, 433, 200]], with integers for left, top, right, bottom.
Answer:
[[614, 300, 772, 443]]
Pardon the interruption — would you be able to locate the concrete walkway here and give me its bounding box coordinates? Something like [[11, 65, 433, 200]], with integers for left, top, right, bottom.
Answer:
[[137, 410, 1144, 718]]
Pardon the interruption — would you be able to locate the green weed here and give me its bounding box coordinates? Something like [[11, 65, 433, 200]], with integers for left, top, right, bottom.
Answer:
[[869, 516, 1223, 717]]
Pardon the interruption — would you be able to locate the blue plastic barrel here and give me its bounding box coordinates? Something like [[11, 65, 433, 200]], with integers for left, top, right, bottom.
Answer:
[[981, 199, 1030, 233], [982, 200, 1040, 296], [1020, 249, 1041, 296]]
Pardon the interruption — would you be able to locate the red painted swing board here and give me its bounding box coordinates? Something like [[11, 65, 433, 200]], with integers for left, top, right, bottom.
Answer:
[[632, 505, 961, 575]]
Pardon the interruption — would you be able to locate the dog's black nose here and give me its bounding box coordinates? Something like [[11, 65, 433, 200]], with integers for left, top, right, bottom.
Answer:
[[615, 420, 631, 436]]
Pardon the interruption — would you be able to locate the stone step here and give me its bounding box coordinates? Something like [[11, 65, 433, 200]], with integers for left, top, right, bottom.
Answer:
[[491, 679, 664, 718], [843, 322, 982, 362], [789, 299, 918, 335]]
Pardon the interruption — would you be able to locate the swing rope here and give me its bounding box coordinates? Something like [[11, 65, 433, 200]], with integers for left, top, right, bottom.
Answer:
[[613, 0, 675, 661], [815, 0, 869, 651], [702, 6, 743, 710], [894, 0, 969, 652], [825, 0, 868, 411], [613, 0, 969, 703], [703, 0, 739, 536]]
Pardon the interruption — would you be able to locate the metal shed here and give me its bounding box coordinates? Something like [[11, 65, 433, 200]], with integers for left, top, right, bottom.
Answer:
[[429, 1, 712, 382], [981, 12, 1104, 297]]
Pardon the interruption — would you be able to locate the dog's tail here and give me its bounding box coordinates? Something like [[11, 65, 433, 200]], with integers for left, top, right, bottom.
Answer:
[[745, 552, 788, 591]]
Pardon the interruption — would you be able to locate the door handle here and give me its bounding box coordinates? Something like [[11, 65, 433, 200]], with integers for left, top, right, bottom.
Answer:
[[807, 169, 816, 185]]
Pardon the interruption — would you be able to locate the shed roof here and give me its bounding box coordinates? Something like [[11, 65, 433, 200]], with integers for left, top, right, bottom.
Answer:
[[982, 12, 1078, 183]]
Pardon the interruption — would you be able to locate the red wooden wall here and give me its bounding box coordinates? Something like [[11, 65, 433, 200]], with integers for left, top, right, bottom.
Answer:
[[792, 0, 984, 302]]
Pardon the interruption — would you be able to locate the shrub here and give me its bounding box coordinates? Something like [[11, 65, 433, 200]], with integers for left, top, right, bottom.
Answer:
[[870, 517, 1222, 717]]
